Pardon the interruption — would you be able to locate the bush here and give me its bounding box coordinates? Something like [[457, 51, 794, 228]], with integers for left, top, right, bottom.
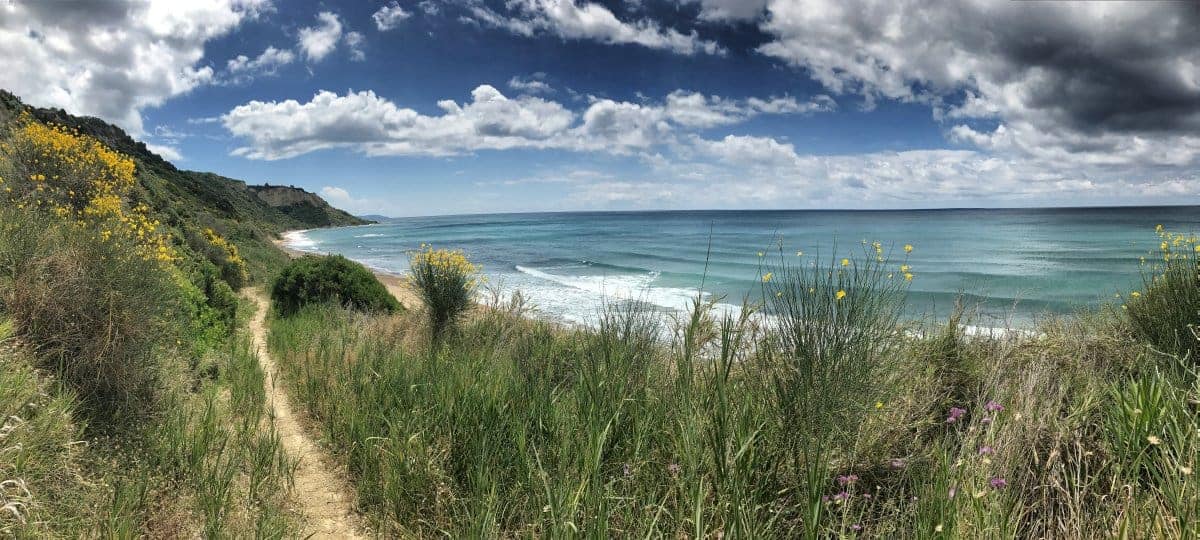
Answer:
[[0, 207, 178, 421], [1126, 227, 1200, 362], [271, 255, 399, 316], [407, 245, 479, 338]]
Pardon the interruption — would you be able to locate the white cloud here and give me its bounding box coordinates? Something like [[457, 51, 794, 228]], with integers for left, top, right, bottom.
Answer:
[[298, 11, 343, 62], [223, 46, 295, 83], [418, 1, 440, 16], [145, 143, 183, 162], [372, 2, 412, 31], [221, 85, 829, 159], [0, 0, 269, 135], [508, 74, 554, 94], [345, 31, 366, 61], [680, 0, 767, 22], [468, 0, 724, 56], [319, 186, 378, 214], [222, 85, 577, 159]]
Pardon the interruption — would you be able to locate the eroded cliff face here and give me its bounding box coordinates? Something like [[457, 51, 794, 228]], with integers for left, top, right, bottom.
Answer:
[[248, 185, 327, 207], [247, 185, 371, 227]]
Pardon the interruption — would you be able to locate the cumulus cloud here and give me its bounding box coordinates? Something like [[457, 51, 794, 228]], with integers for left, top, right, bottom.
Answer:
[[345, 31, 367, 61], [220, 85, 830, 159], [222, 85, 577, 159], [145, 143, 183, 162], [418, 1, 440, 16], [756, 0, 1200, 167], [680, 0, 767, 22], [298, 11, 342, 62], [319, 186, 379, 214], [467, 0, 724, 56], [508, 73, 554, 94], [223, 46, 295, 84], [0, 0, 268, 135], [372, 2, 411, 31]]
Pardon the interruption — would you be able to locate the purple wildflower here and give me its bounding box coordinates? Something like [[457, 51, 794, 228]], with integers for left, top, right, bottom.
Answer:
[[989, 477, 1007, 489], [946, 407, 967, 423], [978, 446, 995, 456], [850, 524, 863, 531], [980, 416, 993, 425], [833, 491, 850, 502], [837, 474, 860, 486], [985, 400, 1004, 413]]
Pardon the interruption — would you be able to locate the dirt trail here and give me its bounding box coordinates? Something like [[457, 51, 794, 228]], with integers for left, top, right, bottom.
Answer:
[[246, 291, 367, 539]]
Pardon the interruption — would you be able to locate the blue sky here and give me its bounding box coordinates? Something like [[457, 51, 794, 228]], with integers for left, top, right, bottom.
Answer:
[[2, 1, 1198, 216]]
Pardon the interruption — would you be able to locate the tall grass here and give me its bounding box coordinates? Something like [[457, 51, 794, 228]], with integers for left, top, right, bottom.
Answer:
[[1126, 228, 1200, 363], [265, 238, 1200, 537]]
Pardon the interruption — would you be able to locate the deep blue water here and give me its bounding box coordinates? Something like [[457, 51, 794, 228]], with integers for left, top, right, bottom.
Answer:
[[285, 207, 1200, 327]]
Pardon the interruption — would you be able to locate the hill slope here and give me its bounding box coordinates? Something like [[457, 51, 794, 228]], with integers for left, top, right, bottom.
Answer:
[[0, 89, 368, 279]]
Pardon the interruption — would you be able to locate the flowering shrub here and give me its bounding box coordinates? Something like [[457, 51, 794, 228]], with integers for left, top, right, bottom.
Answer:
[[203, 227, 249, 290], [0, 113, 173, 263], [1125, 226, 1199, 361], [408, 244, 479, 338]]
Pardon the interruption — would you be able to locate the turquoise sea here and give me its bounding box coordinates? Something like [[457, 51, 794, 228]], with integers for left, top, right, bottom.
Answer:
[[285, 207, 1200, 328]]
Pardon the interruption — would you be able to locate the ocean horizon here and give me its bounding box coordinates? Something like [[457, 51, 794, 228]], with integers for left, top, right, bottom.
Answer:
[[283, 206, 1200, 328]]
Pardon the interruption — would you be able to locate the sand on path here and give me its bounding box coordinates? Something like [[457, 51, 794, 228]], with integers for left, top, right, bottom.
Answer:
[[245, 290, 368, 539]]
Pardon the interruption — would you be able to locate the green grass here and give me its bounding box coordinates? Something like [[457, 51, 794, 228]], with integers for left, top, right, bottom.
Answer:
[[0, 324, 298, 537], [268, 243, 1199, 538]]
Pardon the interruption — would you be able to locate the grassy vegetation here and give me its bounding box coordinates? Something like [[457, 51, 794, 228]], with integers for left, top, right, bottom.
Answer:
[[268, 237, 1200, 537], [0, 89, 362, 536]]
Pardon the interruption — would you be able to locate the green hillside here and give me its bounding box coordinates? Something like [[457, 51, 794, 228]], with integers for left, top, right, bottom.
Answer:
[[0, 89, 366, 280]]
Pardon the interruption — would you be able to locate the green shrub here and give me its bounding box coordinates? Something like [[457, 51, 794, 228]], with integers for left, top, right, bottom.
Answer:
[[407, 245, 479, 338], [1126, 228, 1200, 362], [271, 254, 399, 316], [0, 208, 179, 421]]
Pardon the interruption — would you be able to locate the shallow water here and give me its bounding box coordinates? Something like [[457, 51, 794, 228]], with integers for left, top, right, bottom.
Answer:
[[285, 207, 1200, 328]]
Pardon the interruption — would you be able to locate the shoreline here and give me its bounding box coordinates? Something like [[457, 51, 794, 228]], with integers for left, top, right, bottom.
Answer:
[[273, 229, 1038, 338], [273, 230, 422, 309]]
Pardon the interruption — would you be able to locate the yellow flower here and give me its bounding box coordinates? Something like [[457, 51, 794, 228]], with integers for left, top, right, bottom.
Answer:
[[762, 272, 773, 283], [900, 264, 910, 273], [795, 250, 803, 256], [835, 289, 846, 300], [841, 258, 849, 267], [875, 401, 883, 409], [904, 244, 913, 253], [757, 251, 764, 257], [1147, 435, 1162, 446], [904, 272, 914, 281], [1131, 291, 1141, 298]]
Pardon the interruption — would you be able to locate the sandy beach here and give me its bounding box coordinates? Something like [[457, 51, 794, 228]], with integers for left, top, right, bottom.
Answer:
[[273, 233, 421, 309]]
